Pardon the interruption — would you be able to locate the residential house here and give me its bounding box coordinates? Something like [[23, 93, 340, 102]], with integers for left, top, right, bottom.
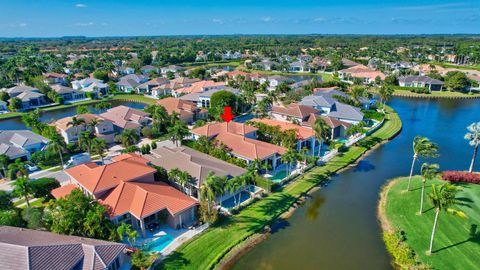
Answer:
[[313, 88, 373, 109], [157, 97, 208, 124], [179, 87, 239, 108], [140, 65, 160, 75], [100, 105, 151, 133], [302, 114, 351, 140], [136, 77, 169, 94], [151, 82, 183, 98], [172, 80, 225, 97], [160, 65, 185, 75], [259, 75, 292, 91], [338, 65, 386, 84], [82, 81, 109, 97], [16, 91, 47, 110], [270, 103, 320, 122], [145, 146, 246, 198], [0, 226, 130, 270], [53, 114, 115, 144], [222, 51, 243, 60], [43, 72, 68, 85], [309, 57, 330, 71], [116, 74, 149, 92], [191, 122, 286, 170], [299, 95, 337, 114], [54, 153, 198, 235], [71, 78, 103, 90], [4, 85, 39, 98], [0, 100, 7, 112], [398, 76, 444, 91], [253, 60, 278, 71], [0, 130, 49, 161], [249, 118, 317, 155], [290, 79, 312, 90], [118, 66, 135, 75], [288, 61, 308, 73], [327, 102, 364, 124], [51, 84, 86, 103], [170, 77, 201, 87]]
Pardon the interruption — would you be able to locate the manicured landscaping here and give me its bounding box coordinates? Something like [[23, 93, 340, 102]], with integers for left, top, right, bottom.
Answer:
[[158, 106, 402, 270], [109, 94, 157, 105], [380, 177, 480, 270], [392, 88, 480, 98]]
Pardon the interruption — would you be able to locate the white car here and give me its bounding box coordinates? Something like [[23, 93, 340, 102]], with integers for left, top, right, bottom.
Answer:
[[24, 164, 38, 172]]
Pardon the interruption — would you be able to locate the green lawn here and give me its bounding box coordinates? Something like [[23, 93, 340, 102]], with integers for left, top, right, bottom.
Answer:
[[431, 62, 480, 72], [158, 106, 402, 270], [392, 89, 480, 98], [109, 94, 157, 105], [383, 177, 480, 270]]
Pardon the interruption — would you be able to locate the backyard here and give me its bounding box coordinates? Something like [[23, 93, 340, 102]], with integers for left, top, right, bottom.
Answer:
[[158, 106, 402, 270], [381, 177, 480, 270]]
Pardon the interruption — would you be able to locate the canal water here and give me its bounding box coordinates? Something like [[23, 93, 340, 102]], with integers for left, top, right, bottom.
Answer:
[[232, 97, 480, 270], [0, 101, 145, 130]]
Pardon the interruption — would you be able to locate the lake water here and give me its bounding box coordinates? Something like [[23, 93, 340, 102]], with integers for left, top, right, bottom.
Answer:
[[0, 101, 146, 130], [232, 97, 480, 270]]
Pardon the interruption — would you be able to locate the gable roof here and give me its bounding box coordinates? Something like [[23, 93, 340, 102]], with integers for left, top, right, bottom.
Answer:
[[5, 85, 39, 95], [0, 226, 126, 270], [303, 113, 352, 129], [179, 87, 239, 102], [299, 95, 336, 109], [0, 130, 49, 148], [51, 84, 77, 94], [16, 91, 44, 101], [339, 65, 386, 80], [191, 122, 257, 137], [66, 153, 156, 194], [137, 77, 169, 89], [54, 113, 107, 131], [157, 97, 203, 119], [398, 75, 444, 85], [249, 118, 315, 140], [327, 102, 364, 122], [146, 146, 245, 188], [175, 80, 225, 95], [271, 103, 319, 119], [100, 105, 150, 129]]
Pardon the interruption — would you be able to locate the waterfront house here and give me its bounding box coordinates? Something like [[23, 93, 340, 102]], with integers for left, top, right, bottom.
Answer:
[[151, 82, 183, 98], [53, 114, 115, 144], [327, 102, 364, 124], [288, 61, 308, 73], [16, 91, 47, 110], [253, 59, 278, 71], [271, 103, 320, 122], [299, 95, 337, 114], [160, 65, 185, 75], [0, 130, 49, 161], [71, 78, 103, 90], [249, 118, 317, 155], [43, 72, 68, 85], [100, 105, 151, 134], [145, 145, 246, 198], [0, 226, 130, 270], [157, 97, 208, 124], [179, 87, 239, 108], [54, 153, 198, 235], [116, 74, 149, 92], [398, 75, 444, 91], [51, 84, 86, 103], [141, 65, 160, 75], [302, 114, 351, 140], [259, 75, 292, 91], [136, 77, 169, 94], [191, 122, 286, 170], [172, 80, 225, 97], [4, 85, 39, 98], [338, 65, 386, 84]]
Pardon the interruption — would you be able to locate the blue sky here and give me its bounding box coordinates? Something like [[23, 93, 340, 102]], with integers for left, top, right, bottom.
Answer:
[[0, 0, 478, 37]]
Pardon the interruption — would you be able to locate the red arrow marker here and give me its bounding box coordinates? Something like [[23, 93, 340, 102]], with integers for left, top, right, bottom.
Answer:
[[221, 106, 234, 122]]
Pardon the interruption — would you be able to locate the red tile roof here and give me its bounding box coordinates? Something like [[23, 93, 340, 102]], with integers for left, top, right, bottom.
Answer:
[[175, 80, 225, 95], [65, 154, 156, 194], [271, 103, 319, 119], [249, 118, 315, 140], [51, 184, 79, 199], [191, 122, 257, 137]]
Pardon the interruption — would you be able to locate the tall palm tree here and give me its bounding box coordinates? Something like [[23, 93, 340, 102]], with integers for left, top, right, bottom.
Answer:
[[79, 131, 94, 154], [86, 118, 103, 132], [47, 135, 67, 167], [168, 121, 189, 147], [378, 85, 394, 113], [281, 149, 300, 176], [464, 122, 480, 173], [91, 138, 108, 164], [419, 163, 439, 215], [313, 118, 331, 158], [178, 171, 191, 194], [120, 128, 140, 147], [407, 136, 439, 191], [0, 154, 9, 178], [200, 172, 223, 216], [427, 183, 467, 255], [227, 177, 241, 208], [168, 168, 182, 185], [67, 117, 86, 143], [12, 177, 34, 208]]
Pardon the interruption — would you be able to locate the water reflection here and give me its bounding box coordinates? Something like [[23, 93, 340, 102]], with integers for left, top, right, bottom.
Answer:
[[353, 160, 376, 172], [306, 195, 325, 221]]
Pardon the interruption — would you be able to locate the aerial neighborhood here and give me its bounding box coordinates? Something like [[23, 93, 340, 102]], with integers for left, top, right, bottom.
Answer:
[[0, 35, 479, 270]]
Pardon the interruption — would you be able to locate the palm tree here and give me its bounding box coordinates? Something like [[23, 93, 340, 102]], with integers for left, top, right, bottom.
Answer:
[[178, 171, 191, 194], [47, 135, 67, 167], [0, 154, 9, 178], [168, 168, 182, 185], [419, 163, 439, 215], [91, 138, 108, 164], [67, 117, 86, 141], [79, 131, 94, 153], [116, 223, 138, 246], [282, 149, 300, 176], [86, 118, 103, 132], [120, 128, 140, 147], [168, 120, 189, 147], [227, 177, 241, 208], [464, 122, 480, 173], [407, 136, 439, 191], [200, 172, 223, 216], [427, 183, 467, 255], [378, 85, 394, 113], [313, 118, 331, 158], [234, 175, 248, 209], [12, 177, 34, 208]]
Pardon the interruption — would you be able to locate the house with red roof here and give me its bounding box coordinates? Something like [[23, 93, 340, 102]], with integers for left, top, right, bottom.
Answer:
[[191, 122, 286, 170], [172, 80, 225, 97], [338, 64, 386, 84], [52, 153, 198, 236]]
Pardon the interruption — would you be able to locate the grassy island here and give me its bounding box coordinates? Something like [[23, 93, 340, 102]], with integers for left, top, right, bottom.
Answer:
[[379, 177, 480, 270]]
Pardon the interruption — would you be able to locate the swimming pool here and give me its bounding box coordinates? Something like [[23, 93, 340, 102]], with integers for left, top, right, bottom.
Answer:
[[270, 170, 288, 182], [221, 191, 251, 209], [245, 185, 262, 193], [143, 234, 174, 253]]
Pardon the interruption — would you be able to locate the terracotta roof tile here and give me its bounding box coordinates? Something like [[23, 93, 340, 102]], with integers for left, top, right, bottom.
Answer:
[[249, 118, 315, 140]]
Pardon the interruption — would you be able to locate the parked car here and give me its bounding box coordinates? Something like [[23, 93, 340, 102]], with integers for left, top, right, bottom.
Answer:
[[63, 153, 91, 169], [24, 164, 38, 172]]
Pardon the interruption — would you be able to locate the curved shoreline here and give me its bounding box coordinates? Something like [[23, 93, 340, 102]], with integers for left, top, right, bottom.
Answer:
[[216, 109, 403, 270], [392, 93, 480, 99]]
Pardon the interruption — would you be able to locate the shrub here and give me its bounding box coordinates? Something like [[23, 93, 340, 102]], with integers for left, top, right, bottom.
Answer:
[[0, 191, 13, 210], [31, 178, 61, 199], [150, 141, 157, 149], [442, 171, 480, 184], [383, 230, 417, 268], [141, 126, 153, 138]]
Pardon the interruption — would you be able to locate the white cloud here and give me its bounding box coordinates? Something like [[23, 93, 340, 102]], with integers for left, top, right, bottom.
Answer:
[[9, 23, 28, 28], [261, 16, 272, 23], [75, 3, 87, 8], [212, 18, 224, 24], [393, 2, 466, 11], [75, 22, 94, 27], [313, 17, 327, 22], [19, 23, 27, 27]]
